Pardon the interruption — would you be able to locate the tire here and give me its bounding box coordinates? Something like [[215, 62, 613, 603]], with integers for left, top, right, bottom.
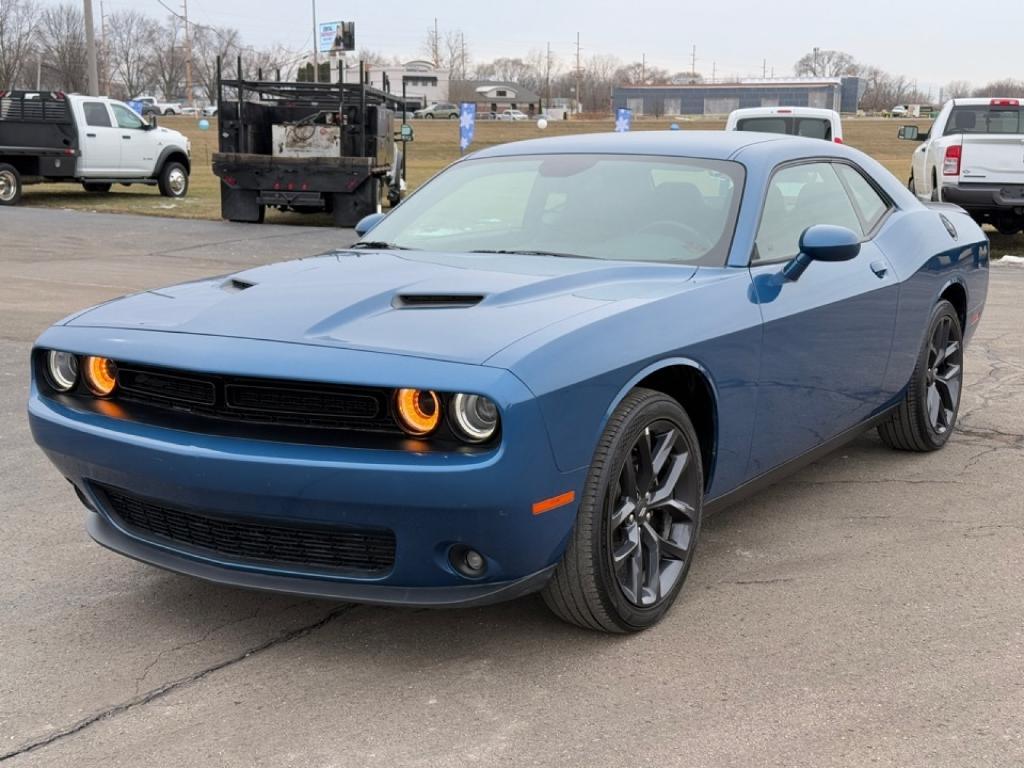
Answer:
[[162, 108, 173, 116], [0, 163, 22, 205], [878, 300, 964, 452], [994, 216, 1023, 236], [930, 171, 940, 202], [82, 182, 111, 193], [448, 113, 458, 119], [908, 174, 916, 196], [542, 388, 703, 633], [157, 161, 189, 198], [426, 114, 435, 119]]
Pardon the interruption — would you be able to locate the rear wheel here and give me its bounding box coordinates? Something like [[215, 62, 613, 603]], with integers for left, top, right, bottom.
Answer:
[[908, 174, 916, 196], [930, 171, 940, 202], [158, 162, 189, 198], [82, 182, 111, 193], [994, 215, 1023, 236], [878, 300, 963, 451], [543, 388, 703, 633], [0, 163, 23, 205]]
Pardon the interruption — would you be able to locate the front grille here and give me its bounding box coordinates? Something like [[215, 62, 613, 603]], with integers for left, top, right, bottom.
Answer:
[[114, 364, 400, 434], [98, 484, 396, 574]]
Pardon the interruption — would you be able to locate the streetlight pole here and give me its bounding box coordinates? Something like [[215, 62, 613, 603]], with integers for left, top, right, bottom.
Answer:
[[83, 0, 99, 95], [311, 0, 318, 83]]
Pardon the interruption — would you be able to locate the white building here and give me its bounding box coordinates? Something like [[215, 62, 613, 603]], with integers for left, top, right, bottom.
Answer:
[[364, 60, 449, 108]]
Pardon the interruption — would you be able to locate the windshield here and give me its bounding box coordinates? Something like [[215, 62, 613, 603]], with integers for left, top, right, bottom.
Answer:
[[365, 154, 744, 265]]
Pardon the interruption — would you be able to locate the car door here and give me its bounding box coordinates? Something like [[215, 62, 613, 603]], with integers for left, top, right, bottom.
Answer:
[[746, 160, 899, 475], [110, 102, 157, 176], [77, 100, 121, 175]]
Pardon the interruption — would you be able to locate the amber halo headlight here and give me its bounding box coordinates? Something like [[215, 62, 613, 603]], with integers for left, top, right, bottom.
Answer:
[[83, 355, 118, 397], [450, 393, 499, 443], [45, 350, 79, 392], [395, 388, 441, 436]]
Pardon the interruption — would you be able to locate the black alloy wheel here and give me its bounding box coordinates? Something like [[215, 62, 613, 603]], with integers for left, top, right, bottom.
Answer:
[[879, 299, 964, 451], [543, 388, 703, 633]]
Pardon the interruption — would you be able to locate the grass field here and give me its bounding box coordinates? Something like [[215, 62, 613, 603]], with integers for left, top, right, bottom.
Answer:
[[19, 115, 1024, 254]]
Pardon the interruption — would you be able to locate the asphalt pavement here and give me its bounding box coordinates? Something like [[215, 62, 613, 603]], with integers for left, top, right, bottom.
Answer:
[[1, 207, 1022, 767]]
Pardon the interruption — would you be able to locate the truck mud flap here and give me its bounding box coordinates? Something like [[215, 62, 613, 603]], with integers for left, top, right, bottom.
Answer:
[[221, 186, 264, 223], [333, 176, 381, 227]]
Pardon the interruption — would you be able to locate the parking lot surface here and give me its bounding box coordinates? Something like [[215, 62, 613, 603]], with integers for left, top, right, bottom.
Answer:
[[1, 208, 1022, 767]]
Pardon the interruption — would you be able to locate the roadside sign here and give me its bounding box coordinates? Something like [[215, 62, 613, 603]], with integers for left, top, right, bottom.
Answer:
[[319, 21, 354, 53]]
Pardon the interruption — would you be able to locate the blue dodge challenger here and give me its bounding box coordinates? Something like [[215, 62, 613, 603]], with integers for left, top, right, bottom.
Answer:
[[29, 131, 988, 632]]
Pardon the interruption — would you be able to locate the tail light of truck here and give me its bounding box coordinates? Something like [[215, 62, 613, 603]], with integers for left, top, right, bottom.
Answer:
[[990, 98, 1019, 107], [943, 145, 962, 176], [834, 137, 844, 144]]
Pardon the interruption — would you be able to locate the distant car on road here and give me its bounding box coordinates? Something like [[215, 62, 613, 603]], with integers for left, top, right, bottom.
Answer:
[[201, 104, 218, 117], [27, 131, 989, 633], [413, 102, 459, 119], [899, 97, 1024, 234], [499, 109, 530, 121], [726, 107, 843, 143]]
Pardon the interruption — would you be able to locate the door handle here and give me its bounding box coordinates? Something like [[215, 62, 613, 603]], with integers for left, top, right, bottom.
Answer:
[[86, 132, 96, 137], [870, 260, 888, 278]]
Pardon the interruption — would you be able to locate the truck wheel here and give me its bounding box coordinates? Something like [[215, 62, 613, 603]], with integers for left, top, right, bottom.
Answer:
[[0, 163, 23, 206], [82, 182, 112, 193], [908, 174, 916, 195], [994, 216, 1023, 236], [158, 162, 189, 198], [448, 113, 458, 119], [930, 171, 940, 202], [426, 113, 435, 119], [162, 108, 173, 116]]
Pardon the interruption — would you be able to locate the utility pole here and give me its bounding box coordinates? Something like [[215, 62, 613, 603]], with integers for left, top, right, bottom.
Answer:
[[311, 0, 318, 83], [574, 32, 581, 116], [460, 32, 466, 80], [690, 45, 696, 79], [99, 0, 107, 94], [182, 0, 194, 107], [813, 47, 820, 77], [641, 53, 646, 84], [545, 41, 552, 106], [762, 58, 767, 78], [711, 61, 716, 83], [83, 0, 99, 96]]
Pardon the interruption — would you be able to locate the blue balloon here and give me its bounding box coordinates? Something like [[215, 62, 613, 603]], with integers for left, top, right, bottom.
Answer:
[[670, 123, 681, 131], [198, 119, 210, 131]]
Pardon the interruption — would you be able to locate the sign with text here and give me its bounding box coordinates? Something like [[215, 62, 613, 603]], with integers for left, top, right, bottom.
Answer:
[[319, 21, 355, 53]]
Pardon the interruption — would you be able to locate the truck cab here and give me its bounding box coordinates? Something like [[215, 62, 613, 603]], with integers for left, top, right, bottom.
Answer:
[[725, 107, 844, 143], [900, 97, 1024, 234]]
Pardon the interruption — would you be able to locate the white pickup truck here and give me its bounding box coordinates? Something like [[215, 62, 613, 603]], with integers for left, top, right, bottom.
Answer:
[[133, 95, 183, 116], [0, 91, 191, 205], [899, 97, 1024, 234]]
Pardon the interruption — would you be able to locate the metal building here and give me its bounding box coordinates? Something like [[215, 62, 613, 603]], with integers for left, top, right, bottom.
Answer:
[[613, 77, 865, 116]]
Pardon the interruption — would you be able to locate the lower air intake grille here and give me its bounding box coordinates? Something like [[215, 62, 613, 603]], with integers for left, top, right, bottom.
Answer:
[[98, 485, 396, 574]]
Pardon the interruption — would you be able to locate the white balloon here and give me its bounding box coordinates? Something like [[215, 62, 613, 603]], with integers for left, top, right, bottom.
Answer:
[[536, 117, 548, 130]]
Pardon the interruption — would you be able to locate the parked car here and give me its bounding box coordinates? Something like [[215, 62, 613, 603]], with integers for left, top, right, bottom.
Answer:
[[899, 97, 1024, 234], [28, 132, 988, 632], [133, 96, 182, 116], [201, 104, 218, 117], [891, 105, 910, 118], [413, 102, 459, 119], [0, 91, 191, 205], [499, 109, 530, 121], [726, 107, 843, 143]]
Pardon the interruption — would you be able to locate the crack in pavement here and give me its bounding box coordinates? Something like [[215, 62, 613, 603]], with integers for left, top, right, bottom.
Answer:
[[0, 604, 355, 763]]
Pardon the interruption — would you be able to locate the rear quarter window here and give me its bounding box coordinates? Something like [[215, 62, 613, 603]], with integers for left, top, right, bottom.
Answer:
[[82, 102, 111, 127]]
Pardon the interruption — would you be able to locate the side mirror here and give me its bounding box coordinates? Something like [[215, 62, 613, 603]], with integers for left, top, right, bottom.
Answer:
[[354, 212, 386, 236], [782, 225, 861, 281], [897, 125, 921, 141]]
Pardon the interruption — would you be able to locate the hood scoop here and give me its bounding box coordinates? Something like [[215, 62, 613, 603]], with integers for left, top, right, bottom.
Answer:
[[392, 293, 485, 309], [221, 277, 257, 293]]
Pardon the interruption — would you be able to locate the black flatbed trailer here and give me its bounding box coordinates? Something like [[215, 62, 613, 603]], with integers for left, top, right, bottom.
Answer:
[[212, 58, 406, 226], [0, 91, 79, 204]]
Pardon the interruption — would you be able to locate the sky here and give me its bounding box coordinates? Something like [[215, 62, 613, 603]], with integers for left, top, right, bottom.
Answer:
[[94, 0, 1021, 98]]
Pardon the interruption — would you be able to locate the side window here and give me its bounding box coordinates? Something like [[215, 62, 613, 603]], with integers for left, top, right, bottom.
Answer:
[[836, 164, 889, 232], [795, 118, 831, 140], [111, 103, 144, 129], [736, 117, 788, 134], [83, 101, 111, 127], [754, 162, 863, 262]]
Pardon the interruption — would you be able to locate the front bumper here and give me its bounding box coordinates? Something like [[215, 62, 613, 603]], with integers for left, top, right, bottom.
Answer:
[[942, 182, 1024, 213], [29, 329, 585, 606]]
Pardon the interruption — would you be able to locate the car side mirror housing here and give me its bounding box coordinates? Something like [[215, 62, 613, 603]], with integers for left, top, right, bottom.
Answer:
[[897, 125, 924, 141], [782, 225, 861, 281], [354, 212, 386, 236]]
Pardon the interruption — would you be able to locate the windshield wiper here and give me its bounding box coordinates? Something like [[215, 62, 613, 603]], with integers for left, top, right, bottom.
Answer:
[[469, 249, 598, 260], [350, 241, 416, 250]]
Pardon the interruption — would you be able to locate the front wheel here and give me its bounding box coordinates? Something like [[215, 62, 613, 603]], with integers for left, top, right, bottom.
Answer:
[[158, 162, 189, 198], [878, 300, 964, 451], [0, 163, 23, 205], [542, 388, 703, 633]]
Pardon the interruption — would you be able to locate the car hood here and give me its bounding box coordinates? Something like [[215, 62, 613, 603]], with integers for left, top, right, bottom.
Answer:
[[65, 250, 698, 365]]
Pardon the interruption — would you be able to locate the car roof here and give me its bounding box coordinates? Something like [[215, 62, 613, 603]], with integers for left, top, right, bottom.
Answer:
[[951, 97, 1022, 106], [471, 130, 793, 161], [728, 107, 840, 119]]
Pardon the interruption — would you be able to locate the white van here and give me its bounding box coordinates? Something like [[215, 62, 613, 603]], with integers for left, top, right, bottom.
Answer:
[[725, 107, 844, 144]]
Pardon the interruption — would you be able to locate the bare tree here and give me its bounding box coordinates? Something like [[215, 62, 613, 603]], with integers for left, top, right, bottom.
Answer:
[[421, 23, 441, 68], [944, 80, 972, 99], [0, 0, 40, 89], [670, 71, 702, 84], [614, 61, 670, 85], [149, 14, 187, 99], [794, 49, 858, 77], [191, 24, 240, 102], [106, 9, 155, 98], [444, 29, 468, 81], [36, 2, 86, 93], [973, 79, 1024, 98]]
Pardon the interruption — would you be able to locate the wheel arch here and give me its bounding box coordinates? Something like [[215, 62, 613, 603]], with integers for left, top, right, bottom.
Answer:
[[154, 147, 190, 177], [604, 358, 719, 493], [939, 278, 967, 331]]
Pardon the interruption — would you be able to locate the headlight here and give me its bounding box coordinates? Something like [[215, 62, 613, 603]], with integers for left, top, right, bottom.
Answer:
[[83, 355, 118, 396], [450, 393, 499, 443], [395, 388, 441, 436], [45, 350, 79, 392]]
